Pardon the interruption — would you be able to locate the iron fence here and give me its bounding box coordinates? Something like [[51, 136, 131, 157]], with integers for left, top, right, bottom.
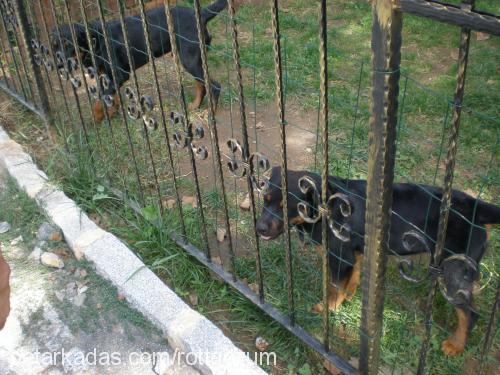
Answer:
[[0, 0, 498, 373]]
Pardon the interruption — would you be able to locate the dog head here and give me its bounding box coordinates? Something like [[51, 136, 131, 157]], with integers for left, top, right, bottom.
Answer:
[[50, 23, 97, 69], [441, 254, 480, 307], [256, 167, 322, 241]]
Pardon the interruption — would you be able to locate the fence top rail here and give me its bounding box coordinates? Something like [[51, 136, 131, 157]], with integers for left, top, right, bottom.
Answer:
[[399, 0, 500, 35]]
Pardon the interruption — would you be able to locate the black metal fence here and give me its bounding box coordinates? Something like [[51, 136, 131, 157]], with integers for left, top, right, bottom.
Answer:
[[0, 0, 498, 373]]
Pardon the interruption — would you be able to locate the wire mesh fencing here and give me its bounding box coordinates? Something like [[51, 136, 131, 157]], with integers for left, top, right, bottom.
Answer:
[[0, 0, 498, 373]]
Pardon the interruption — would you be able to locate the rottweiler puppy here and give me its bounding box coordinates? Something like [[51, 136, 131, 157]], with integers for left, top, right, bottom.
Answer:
[[50, 0, 227, 122], [256, 167, 499, 356]]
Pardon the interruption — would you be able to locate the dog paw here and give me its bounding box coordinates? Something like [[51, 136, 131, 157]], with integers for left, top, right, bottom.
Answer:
[[312, 303, 324, 313], [441, 337, 464, 356]]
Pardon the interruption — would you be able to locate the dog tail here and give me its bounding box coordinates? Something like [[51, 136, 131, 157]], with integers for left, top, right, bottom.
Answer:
[[202, 0, 228, 23], [476, 200, 500, 225]]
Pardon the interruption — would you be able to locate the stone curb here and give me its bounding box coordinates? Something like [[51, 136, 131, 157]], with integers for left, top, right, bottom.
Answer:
[[0, 126, 266, 375]]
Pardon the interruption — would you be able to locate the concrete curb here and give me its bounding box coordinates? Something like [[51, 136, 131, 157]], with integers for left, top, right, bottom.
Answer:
[[0, 126, 266, 375]]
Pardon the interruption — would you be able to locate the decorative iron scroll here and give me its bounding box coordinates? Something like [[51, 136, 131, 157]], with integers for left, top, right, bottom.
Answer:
[[226, 138, 270, 193], [398, 230, 479, 306], [124, 86, 158, 131], [31, 39, 53, 71], [296, 176, 352, 242], [80, 65, 115, 109], [170, 111, 208, 160], [55, 50, 82, 90]]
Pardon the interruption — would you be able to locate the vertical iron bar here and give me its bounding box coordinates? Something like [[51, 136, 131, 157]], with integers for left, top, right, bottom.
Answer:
[[192, 0, 236, 276], [318, 0, 330, 351], [479, 281, 499, 372], [227, 0, 264, 299], [9, 0, 34, 102], [0, 10, 28, 100], [115, 0, 164, 219], [162, 0, 210, 258], [133, 0, 186, 234], [417, 2, 474, 373], [271, 0, 295, 325], [360, 1, 403, 373], [92, 0, 147, 205], [36, 0, 73, 153]]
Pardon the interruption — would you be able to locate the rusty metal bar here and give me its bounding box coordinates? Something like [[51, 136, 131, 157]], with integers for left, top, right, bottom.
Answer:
[[416, 1, 474, 373], [318, 0, 330, 351], [271, 0, 295, 325], [227, 0, 264, 298], [132, 0, 186, 234], [359, 1, 403, 373], [163, 0, 211, 257], [400, 0, 500, 35], [479, 281, 499, 372], [192, 0, 237, 276]]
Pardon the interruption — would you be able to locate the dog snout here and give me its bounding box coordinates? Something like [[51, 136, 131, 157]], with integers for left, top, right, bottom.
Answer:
[[256, 220, 269, 235], [456, 289, 472, 304]]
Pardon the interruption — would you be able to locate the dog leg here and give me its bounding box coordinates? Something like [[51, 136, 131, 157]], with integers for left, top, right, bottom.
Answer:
[[441, 307, 469, 356], [188, 80, 206, 111], [345, 252, 362, 301], [93, 100, 105, 123], [313, 280, 349, 312], [107, 93, 120, 119]]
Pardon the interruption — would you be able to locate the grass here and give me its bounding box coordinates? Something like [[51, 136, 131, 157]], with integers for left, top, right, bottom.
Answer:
[[0, 0, 498, 373]]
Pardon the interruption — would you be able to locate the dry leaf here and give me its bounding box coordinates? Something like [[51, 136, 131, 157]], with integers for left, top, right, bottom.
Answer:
[[117, 294, 125, 301], [211, 256, 222, 265], [50, 247, 70, 259], [188, 292, 199, 306], [248, 282, 259, 294], [324, 359, 343, 375], [255, 336, 269, 352], [182, 196, 198, 208], [255, 121, 264, 130], [163, 198, 176, 209], [476, 32, 490, 41], [217, 228, 227, 242], [239, 193, 251, 211]]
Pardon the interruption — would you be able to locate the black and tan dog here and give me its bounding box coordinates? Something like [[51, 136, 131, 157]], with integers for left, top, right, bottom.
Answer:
[[50, 0, 227, 122], [256, 167, 499, 356]]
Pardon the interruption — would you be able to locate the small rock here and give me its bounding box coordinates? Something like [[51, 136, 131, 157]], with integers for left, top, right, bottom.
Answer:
[[73, 293, 86, 307], [66, 282, 77, 295], [74, 268, 88, 278], [29, 246, 43, 261], [188, 292, 199, 306], [255, 121, 265, 130], [10, 235, 23, 245], [36, 222, 62, 242], [40, 252, 64, 269], [0, 221, 11, 234], [96, 303, 103, 310], [255, 336, 269, 352], [36, 136, 44, 142], [216, 227, 227, 242], [77, 285, 88, 295], [239, 193, 251, 211], [182, 196, 198, 208], [305, 147, 313, 153], [54, 290, 65, 302]]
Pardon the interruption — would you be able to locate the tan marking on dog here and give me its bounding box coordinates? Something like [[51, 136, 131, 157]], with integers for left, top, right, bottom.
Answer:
[[442, 308, 469, 356], [93, 100, 105, 123], [484, 224, 491, 240], [290, 216, 305, 225], [188, 80, 206, 111], [345, 252, 362, 301]]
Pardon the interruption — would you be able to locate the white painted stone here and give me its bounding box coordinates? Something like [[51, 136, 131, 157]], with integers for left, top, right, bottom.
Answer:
[[73, 228, 107, 260]]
